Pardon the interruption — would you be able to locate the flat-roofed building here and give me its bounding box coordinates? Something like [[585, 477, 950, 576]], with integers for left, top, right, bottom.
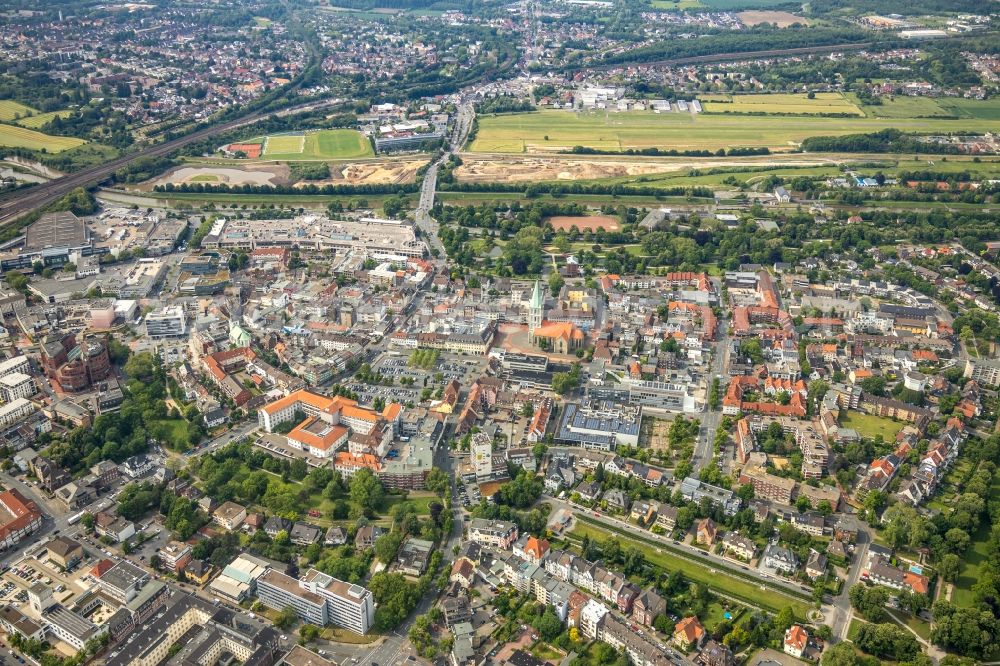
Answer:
[[209, 553, 270, 602], [41, 604, 102, 649], [301, 568, 375, 635], [0, 372, 35, 403], [96, 561, 150, 603], [145, 305, 187, 339], [256, 568, 375, 634], [255, 569, 328, 626], [0, 398, 34, 429]]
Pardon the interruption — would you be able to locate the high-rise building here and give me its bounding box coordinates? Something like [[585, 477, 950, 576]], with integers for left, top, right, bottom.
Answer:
[[145, 306, 187, 339], [472, 431, 493, 479]]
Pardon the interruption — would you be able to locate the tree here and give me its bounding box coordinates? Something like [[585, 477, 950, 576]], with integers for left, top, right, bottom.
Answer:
[[822, 642, 875, 666], [849, 584, 889, 622], [855, 623, 920, 661], [548, 272, 565, 294], [425, 467, 449, 495], [931, 601, 998, 658], [943, 527, 970, 555], [3, 270, 27, 292], [298, 624, 321, 644], [537, 607, 563, 641], [937, 553, 960, 583], [275, 605, 298, 629], [349, 468, 384, 513], [374, 531, 404, 564]]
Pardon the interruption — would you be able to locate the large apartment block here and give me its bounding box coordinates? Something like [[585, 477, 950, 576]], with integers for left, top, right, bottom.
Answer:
[[256, 568, 374, 634]]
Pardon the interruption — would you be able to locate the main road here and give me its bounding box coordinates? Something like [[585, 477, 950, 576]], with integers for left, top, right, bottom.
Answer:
[[694, 288, 730, 474], [0, 98, 343, 229], [413, 102, 475, 261]]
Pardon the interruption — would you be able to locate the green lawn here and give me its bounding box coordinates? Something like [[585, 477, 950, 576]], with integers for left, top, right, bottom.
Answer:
[[888, 609, 931, 640], [569, 517, 812, 617], [839, 411, 904, 441], [847, 618, 867, 641], [860, 96, 1000, 121], [952, 473, 1000, 606], [258, 129, 373, 160], [152, 419, 190, 449], [703, 602, 743, 632], [469, 109, 1000, 154], [531, 642, 565, 661]]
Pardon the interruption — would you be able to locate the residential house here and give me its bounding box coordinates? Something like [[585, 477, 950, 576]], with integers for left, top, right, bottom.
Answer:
[[212, 502, 247, 531], [632, 589, 667, 627], [763, 544, 799, 574], [674, 616, 706, 651], [783, 625, 809, 658], [696, 519, 717, 546], [721, 533, 756, 561]]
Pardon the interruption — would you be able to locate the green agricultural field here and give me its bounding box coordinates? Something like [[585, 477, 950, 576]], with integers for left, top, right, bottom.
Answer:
[[702, 92, 863, 116], [860, 96, 956, 119], [861, 96, 1000, 120], [938, 98, 1000, 121], [839, 411, 904, 441], [260, 129, 373, 160], [0, 100, 37, 122], [468, 109, 1000, 154], [14, 110, 74, 129], [0, 123, 86, 153], [649, 0, 705, 9]]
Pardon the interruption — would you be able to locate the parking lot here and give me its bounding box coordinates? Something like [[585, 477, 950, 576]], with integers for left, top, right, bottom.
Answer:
[[345, 351, 488, 408]]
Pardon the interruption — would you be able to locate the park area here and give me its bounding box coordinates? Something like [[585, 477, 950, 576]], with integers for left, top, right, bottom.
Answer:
[[257, 129, 373, 160], [467, 106, 1000, 154], [0, 123, 85, 153], [567, 517, 812, 617]]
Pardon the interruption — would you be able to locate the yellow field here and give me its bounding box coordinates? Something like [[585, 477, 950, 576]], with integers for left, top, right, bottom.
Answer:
[[264, 134, 306, 155], [15, 110, 74, 129], [0, 123, 86, 153], [0, 100, 38, 122], [701, 92, 864, 116], [469, 109, 1000, 153]]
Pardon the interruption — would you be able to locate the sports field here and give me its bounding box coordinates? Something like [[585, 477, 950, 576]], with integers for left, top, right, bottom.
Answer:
[[0, 123, 86, 153], [469, 108, 1000, 153], [702, 92, 863, 116], [257, 129, 373, 160]]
